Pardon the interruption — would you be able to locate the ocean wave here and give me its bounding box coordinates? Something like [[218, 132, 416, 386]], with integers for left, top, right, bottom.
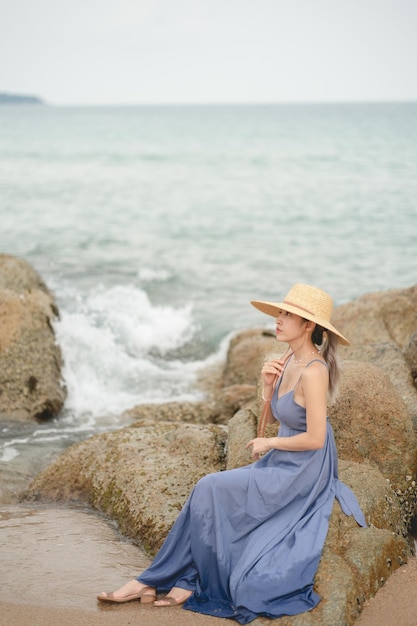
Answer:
[[53, 282, 201, 418]]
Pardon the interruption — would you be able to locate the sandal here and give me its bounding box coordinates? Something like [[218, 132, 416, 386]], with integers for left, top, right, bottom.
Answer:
[[154, 591, 192, 607], [97, 583, 156, 604]]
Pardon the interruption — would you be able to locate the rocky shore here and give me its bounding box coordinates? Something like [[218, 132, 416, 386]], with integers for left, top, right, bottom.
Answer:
[[1, 254, 417, 625]]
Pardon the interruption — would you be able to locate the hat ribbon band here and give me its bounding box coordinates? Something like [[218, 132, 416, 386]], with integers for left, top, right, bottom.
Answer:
[[282, 300, 315, 316]]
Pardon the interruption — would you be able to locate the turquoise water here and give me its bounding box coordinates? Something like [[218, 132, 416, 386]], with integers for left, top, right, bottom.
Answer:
[[0, 102, 416, 491]]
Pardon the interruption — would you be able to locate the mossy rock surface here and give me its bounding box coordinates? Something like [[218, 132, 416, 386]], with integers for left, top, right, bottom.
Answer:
[[25, 419, 227, 554]]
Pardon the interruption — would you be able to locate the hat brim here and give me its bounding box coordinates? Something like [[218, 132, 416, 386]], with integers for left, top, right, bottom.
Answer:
[[250, 300, 350, 346]]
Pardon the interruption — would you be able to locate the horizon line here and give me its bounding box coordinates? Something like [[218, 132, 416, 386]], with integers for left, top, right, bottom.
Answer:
[[34, 98, 417, 108]]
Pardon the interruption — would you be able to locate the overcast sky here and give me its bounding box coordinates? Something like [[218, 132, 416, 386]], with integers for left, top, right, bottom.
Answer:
[[1, 0, 416, 105]]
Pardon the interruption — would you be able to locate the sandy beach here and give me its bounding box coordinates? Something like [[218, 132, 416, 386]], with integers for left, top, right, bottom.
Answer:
[[1, 602, 235, 626], [1, 503, 417, 626], [3, 562, 417, 626]]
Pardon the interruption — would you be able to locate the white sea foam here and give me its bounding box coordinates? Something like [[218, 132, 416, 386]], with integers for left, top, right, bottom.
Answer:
[[0, 437, 30, 463], [138, 267, 172, 282], [53, 283, 199, 418], [0, 447, 19, 463]]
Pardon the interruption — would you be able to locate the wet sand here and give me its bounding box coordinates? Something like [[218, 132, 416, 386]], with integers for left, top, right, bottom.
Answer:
[[1, 503, 416, 626], [1, 602, 234, 626], [0, 504, 234, 626]]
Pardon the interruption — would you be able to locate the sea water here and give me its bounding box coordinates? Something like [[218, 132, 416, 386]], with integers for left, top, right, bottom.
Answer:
[[0, 102, 416, 499]]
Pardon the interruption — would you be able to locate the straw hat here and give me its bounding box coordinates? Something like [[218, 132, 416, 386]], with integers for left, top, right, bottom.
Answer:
[[251, 283, 349, 346]]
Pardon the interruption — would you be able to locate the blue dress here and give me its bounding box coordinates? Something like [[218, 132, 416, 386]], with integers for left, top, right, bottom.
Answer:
[[138, 360, 366, 624]]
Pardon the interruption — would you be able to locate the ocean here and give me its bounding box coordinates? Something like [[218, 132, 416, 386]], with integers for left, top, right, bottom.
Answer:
[[0, 102, 416, 499]]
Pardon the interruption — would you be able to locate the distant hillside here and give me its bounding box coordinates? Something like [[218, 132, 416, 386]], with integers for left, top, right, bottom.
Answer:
[[0, 92, 45, 105]]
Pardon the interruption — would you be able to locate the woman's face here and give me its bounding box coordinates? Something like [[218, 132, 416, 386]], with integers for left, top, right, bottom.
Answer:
[[275, 310, 307, 342]]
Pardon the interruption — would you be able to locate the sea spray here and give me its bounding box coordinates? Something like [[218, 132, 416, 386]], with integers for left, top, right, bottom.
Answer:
[[53, 282, 200, 417]]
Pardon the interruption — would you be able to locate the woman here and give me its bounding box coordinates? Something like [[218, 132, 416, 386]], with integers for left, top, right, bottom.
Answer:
[[97, 283, 366, 623]]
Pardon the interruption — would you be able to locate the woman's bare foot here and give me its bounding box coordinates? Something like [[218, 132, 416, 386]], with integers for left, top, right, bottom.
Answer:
[[154, 586, 193, 607], [97, 579, 156, 603]]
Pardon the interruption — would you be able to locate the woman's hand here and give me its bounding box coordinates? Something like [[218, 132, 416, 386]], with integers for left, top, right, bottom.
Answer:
[[246, 437, 272, 460], [261, 352, 291, 388]]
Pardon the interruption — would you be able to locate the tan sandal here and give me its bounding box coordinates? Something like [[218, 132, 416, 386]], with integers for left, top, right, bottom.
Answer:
[[97, 585, 156, 604], [154, 592, 192, 607]]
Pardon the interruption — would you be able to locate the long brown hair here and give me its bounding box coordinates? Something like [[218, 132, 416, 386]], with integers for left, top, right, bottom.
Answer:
[[312, 325, 340, 403]]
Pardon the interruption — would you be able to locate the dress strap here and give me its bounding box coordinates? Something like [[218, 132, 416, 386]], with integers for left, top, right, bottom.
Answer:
[[274, 351, 293, 393], [293, 359, 328, 392], [305, 358, 328, 369]]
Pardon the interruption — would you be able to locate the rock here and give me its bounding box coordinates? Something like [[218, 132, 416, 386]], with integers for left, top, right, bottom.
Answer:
[[0, 255, 65, 421], [290, 528, 408, 626], [332, 285, 417, 425], [404, 331, 417, 384], [122, 386, 258, 427], [334, 286, 417, 349], [329, 360, 417, 495], [213, 384, 257, 420], [214, 327, 286, 428], [268, 528, 407, 626], [121, 401, 217, 424], [226, 407, 258, 470], [222, 328, 285, 387], [25, 419, 227, 555], [336, 461, 404, 535], [0, 255, 51, 295]]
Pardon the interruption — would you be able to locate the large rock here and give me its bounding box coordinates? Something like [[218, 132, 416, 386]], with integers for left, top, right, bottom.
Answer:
[[121, 401, 218, 425], [122, 386, 258, 426], [222, 327, 285, 387], [270, 524, 408, 626], [25, 419, 227, 554], [332, 285, 417, 425], [404, 331, 417, 384], [0, 255, 65, 421], [329, 361, 417, 495]]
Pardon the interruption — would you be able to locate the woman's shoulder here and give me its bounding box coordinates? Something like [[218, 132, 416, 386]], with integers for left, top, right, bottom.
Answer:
[[301, 359, 329, 385]]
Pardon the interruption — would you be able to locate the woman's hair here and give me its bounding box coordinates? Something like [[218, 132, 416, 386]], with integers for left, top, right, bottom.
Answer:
[[312, 325, 340, 403]]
